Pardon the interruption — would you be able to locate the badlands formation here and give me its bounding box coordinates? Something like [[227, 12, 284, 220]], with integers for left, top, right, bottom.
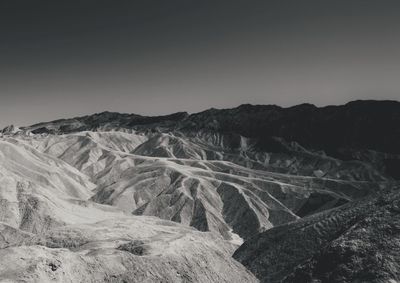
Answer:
[[0, 100, 399, 282]]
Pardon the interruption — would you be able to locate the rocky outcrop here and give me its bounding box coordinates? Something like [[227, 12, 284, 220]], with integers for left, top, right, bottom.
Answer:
[[233, 187, 400, 283]]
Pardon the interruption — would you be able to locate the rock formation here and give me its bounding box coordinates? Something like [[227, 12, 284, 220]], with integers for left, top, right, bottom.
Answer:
[[0, 100, 399, 282]]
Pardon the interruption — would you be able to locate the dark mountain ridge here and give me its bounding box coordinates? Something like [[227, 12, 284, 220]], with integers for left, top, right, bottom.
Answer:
[[180, 100, 400, 155], [22, 100, 400, 153], [20, 100, 400, 179]]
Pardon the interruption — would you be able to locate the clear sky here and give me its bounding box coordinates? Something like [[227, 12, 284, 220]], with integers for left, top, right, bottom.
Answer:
[[1, 0, 400, 127]]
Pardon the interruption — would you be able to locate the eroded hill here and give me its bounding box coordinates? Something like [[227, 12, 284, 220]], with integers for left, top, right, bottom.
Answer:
[[0, 100, 399, 282]]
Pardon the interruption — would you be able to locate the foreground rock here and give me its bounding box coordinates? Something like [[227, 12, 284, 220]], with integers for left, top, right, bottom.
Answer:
[[0, 217, 257, 282], [233, 187, 400, 283]]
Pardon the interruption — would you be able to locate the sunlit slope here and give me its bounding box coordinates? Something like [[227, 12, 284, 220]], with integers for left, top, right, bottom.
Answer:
[[0, 217, 257, 283], [0, 136, 258, 283], [18, 130, 389, 241], [0, 139, 126, 233]]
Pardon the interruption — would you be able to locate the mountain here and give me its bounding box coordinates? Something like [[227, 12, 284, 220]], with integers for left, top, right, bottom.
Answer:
[[0, 125, 21, 135], [0, 100, 399, 282], [179, 100, 400, 154], [0, 137, 257, 282], [21, 100, 400, 153], [21, 100, 400, 180], [15, 130, 387, 241], [25, 111, 189, 134]]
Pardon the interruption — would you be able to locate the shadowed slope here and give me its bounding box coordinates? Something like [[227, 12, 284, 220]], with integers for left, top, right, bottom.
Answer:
[[233, 187, 400, 283]]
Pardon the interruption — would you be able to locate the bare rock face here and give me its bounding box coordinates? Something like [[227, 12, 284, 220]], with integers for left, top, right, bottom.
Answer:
[[233, 188, 400, 283], [283, 197, 400, 283]]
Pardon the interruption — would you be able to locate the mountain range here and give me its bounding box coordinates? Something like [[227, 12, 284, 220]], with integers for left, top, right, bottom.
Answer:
[[0, 100, 399, 282]]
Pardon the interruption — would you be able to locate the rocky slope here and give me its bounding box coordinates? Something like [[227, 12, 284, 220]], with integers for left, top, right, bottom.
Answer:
[[233, 186, 400, 283], [0, 217, 256, 283], [16, 130, 387, 241], [0, 100, 399, 282], [0, 137, 257, 282]]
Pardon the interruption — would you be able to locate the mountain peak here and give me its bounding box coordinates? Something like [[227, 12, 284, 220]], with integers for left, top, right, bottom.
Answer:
[[0, 124, 20, 135]]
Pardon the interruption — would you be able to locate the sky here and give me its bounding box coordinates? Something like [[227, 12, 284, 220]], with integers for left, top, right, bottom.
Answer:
[[1, 0, 400, 127]]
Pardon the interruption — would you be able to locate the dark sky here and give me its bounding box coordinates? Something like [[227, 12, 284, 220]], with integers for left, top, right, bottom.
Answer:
[[1, 0, 400, 127]]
